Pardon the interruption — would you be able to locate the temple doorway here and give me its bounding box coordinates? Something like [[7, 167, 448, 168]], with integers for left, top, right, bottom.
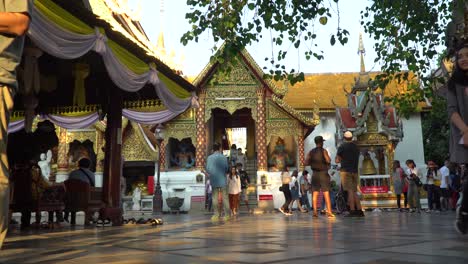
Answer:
[[209, 108, 255, 160]]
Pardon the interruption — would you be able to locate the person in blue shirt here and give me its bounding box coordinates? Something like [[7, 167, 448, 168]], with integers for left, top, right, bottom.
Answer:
[[206, 142, 229, 221]]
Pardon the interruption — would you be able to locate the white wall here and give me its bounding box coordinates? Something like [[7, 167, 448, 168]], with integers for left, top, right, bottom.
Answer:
[[304, 113, 338, 164], [394, 113, 425, 168]]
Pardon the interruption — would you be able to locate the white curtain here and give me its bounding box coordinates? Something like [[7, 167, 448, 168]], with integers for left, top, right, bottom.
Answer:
[[27, 5, 194, 115]]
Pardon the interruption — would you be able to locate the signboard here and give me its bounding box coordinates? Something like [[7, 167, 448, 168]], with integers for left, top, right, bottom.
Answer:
[[360, 186, 389, 194], [259, 194, 273, 201], [191, 196, 205, 202]]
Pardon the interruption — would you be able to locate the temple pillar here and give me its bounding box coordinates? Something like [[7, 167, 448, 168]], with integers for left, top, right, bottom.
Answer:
[[195, 90, 207, 170], [159, 141, 166, 172], [298, 134, 305, 171], [96, 130, 105, 173], [102, 88, 123, 225], [256, 88, 267, 171], [57, 127, 68, 171]]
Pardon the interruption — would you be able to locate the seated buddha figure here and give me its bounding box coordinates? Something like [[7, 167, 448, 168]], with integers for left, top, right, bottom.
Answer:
[[269, 137, 292, 172], [130, 175, 149, 196], [171, 141, 195, 170]]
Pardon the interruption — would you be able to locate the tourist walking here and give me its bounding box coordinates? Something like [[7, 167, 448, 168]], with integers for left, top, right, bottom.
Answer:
[[299, 170, 311, 211], [279, 168, 292, 216], [439, 160, 451, 211], [446, 43, 468, 234], [335, 131, 363, 217], [289, 170, 306, 213], [237, 163, 250, 213], [229, 144, 237, 166], [405, 159, 422, 213], [392, 160, 407, 211], [423, 160, 442, 213], [205, 177, 213, 212], [227, 166, 241, 216], [0, 1, 31, 249], [307, 136, 334, 218], [236, 148, 246, 169], [206, 143, 230, 221]]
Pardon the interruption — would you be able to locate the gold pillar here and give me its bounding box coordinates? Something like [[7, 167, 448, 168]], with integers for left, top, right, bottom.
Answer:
[[387, 142, 395, 193], [159, 141, 166, 172], [298, 134, 305, 171], [57, 127, 68, 171], [195, 90, 207, 169], [96, 130, 105, 173], [256, 88, 267, 171]]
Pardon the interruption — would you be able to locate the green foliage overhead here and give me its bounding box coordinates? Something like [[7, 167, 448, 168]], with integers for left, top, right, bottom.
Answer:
[[182, 0, 454, 116], [421, 95, 449, 166], [182, 0, 349, 85], [361, 0, 452, 117]]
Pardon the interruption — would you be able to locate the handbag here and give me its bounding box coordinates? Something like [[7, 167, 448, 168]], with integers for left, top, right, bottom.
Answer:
[[414, 177, 423, 187]]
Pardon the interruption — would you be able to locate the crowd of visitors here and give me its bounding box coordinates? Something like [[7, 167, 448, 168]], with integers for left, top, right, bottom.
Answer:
[[205, 129, 466, 224]]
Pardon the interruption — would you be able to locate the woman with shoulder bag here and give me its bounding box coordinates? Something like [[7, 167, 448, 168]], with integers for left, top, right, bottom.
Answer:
[[393, 160, 407, 212], [279, 168, 292, 216], [405, 159, 422, 213]]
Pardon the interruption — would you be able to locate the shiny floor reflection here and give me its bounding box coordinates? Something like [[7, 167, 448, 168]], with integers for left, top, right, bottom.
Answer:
[[1, 211, 467, 263]]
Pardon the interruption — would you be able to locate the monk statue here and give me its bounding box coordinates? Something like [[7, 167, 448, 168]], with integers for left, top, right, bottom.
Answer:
[[171, 141, 195, 170], [38, 149, 52, 181], [132, 187, 141, 211], [269, 137, 292, 172]]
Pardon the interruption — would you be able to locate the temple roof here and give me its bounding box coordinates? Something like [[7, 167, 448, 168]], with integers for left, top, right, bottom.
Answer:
[[192, 44, 318, 127], [283, 72, 417, 110]]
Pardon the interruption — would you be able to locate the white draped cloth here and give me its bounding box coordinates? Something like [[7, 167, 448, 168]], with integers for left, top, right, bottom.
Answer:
[[8, 109, 182, 133], [26, 4, 194, 115]]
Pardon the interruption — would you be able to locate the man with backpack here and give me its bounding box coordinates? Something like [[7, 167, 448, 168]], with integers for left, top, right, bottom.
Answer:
[[306, 136, 334, 218]]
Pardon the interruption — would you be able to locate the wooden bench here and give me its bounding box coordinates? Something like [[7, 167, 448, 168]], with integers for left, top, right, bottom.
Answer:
[[64, 179, 104, 225], [10, 164, 66, 225]]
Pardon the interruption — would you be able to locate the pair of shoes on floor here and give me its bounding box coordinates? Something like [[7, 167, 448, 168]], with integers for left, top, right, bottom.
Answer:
[[455, 207, 468, 235], [149, 218, 163, 226], [124, 218, 137, 224], [211, 215, 220, 222], [96, 219, 111, 227]]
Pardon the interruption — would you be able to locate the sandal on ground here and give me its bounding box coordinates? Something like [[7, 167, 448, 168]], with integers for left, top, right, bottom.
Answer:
[[327, 213, 336, 218], [313, 212, 318, 218]]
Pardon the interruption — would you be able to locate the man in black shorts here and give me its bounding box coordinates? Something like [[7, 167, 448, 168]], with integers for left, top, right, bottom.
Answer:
[[306, 136, 334, 218], [335, 131, 364, 217]]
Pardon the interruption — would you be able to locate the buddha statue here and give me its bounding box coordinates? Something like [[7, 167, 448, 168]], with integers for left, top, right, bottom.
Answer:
[[129, 175, 149, 196], [361, 151, 377, 175], [171, 141, 195, 170], [269, 137, 292, 172]]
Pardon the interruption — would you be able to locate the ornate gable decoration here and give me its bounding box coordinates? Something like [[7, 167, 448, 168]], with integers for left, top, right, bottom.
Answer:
[[164, 109, 197, 144], [122, 121, 157, 161]]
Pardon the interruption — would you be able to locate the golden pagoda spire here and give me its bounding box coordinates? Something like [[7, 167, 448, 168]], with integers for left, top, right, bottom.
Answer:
[[156, 0, 166, 55], [352, 32, 371, 92], [358, 33, 366, 73]]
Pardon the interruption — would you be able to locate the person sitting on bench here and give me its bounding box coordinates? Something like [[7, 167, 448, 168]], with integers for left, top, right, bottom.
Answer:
[[68, 158, 95, 187]]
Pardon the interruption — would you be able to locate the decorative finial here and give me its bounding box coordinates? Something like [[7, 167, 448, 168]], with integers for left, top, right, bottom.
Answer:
[[358, 33, 366, 73]]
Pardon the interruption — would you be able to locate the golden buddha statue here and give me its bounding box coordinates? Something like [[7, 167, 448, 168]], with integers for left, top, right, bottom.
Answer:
[[361, 151, 377, 175], [129, 175, 149, 196]]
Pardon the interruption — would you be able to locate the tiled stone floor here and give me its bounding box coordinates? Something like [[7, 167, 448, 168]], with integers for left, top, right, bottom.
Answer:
[[1, 211, 467, 263]]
